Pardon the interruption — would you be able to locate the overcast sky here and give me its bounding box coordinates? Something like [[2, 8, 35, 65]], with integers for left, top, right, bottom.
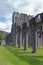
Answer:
[[0, 0, 43, 32]]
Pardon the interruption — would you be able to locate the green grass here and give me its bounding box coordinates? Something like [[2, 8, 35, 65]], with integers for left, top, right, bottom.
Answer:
[[0, 46, 43, 65]]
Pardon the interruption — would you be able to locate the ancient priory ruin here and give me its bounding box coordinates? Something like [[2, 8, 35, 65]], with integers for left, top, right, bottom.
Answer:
[[4, 12, 43, 53]]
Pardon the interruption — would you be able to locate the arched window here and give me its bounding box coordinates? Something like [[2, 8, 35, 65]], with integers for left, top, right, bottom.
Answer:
[[36, 15, 41, 22], [38, 15, 41, 22]]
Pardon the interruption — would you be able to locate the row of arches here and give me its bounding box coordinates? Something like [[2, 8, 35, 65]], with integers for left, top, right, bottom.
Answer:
[[6, 12, 43, 53]]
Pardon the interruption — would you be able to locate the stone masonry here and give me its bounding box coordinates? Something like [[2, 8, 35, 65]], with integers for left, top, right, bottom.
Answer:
[[6, 12, 43, 53]]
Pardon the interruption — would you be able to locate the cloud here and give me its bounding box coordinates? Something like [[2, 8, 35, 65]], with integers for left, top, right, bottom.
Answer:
[[0, 20, 12, 33], [0, 0, 43, 32], [0, 0, 17, 18], [0, 0, 43, 16], [0, 22, 6, 29], [17, 0, 43, 15], [0, 13, 12, 32]]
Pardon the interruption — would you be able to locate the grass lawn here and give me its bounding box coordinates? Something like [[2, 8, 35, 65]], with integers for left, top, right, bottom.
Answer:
[[0, 46, 43, 65]]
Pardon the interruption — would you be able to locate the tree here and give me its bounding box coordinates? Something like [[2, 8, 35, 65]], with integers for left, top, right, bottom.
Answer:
[[0, 33, 3, 40]]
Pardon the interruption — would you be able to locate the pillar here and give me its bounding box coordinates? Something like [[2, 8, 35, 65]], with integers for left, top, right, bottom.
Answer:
[[22, 22, 28, 50], [30, 18, 37, 53], [12, 23, 17, 46], [17, 26, 21, 48]]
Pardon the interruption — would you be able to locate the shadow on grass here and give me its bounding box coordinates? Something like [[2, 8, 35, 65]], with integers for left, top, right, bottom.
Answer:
[[4, 46, 43, 65]]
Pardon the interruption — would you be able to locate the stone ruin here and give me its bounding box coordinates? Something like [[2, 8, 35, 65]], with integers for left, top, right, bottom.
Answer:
[[4, 12, 43, 53], [0, 31, 8, 46]]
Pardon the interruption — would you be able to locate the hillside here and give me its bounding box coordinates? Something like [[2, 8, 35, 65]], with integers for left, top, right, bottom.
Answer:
[[0, 46, 43, 65]]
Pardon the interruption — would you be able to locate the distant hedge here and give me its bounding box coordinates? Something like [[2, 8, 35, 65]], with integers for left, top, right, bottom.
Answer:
[[0, 33, 3, 40]]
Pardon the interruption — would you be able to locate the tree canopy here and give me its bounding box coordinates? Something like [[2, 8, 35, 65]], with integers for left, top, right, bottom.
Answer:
[[0, 33, 3, 40]]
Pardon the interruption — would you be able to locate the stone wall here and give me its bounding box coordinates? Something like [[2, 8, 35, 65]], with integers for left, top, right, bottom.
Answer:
[[5, 12, 43, 53]]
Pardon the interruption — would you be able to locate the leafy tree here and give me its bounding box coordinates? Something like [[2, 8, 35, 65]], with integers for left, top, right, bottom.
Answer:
[[0, 33, 3, 40]]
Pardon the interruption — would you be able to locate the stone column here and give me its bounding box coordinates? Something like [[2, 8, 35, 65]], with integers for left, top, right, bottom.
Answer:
[[17, 26, 21, 48], [20, 32, 22, 47], [30, 18, 37, 53], [16, 33, 18, 46], [24, 32, 28, 50], [38, 34, 41, 48], [17, 33, 20, 48], [22, 22, 28, 50], [31, 30, 37, 53], [35, 32, 38, 48], [1, 32, 6, 46], [12, 23, 17, 46], [13, 33, 16, 46]]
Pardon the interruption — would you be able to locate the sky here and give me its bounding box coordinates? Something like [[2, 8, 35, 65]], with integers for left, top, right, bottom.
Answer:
[[0, 0, 43, 33]]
